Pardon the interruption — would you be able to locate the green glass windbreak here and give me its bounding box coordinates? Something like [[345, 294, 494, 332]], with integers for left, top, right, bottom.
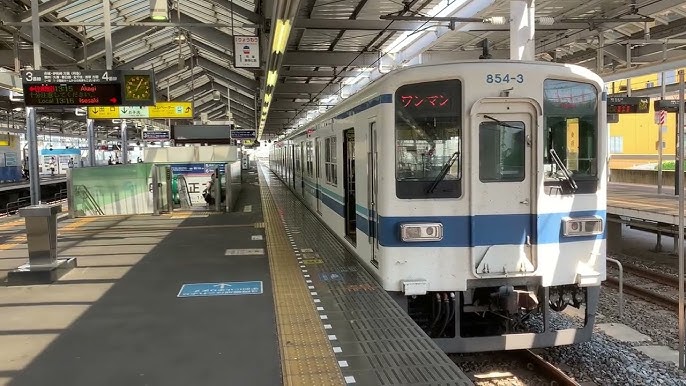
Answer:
[[71, 164, 153, 216]]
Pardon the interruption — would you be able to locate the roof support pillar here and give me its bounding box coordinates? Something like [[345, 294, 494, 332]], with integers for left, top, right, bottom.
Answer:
[[509, 0, 534, 61]]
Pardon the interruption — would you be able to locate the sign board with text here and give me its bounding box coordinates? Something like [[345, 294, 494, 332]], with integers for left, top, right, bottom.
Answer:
[[142, 131, 171, 141], [21, 69, 155, 107], [230, 129, 257, 139], [234, 36, 260, 68], [87, 102, 193, 120]]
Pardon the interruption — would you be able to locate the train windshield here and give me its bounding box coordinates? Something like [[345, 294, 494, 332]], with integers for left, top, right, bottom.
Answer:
[[395, 80, 462, 198], [542, 79, 598, 193]]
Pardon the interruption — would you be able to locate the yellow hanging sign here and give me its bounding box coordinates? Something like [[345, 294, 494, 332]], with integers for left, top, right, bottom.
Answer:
[[87, 102, 193, 119]]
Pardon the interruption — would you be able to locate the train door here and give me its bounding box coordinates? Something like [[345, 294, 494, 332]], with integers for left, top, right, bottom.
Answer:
[[290, 144, 296, 190], [315, 138, 322, 214], [470, 99, 537, 277], [368, 121, 379, 267], [285, 146, 291, 184], [301, 144, 306, 196], [343, 128, 356, 244]]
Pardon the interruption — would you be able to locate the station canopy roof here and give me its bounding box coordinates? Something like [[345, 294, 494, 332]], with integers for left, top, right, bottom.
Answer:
[[0, 0, 685, 138]]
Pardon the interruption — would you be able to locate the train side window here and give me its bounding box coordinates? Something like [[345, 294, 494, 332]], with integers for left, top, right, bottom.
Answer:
[[479, 121, 525, 182], [543, 79, 599, 194], [394, 79, 462, 199], [306, 141, 314, 177], [325, 136, 337, 186]]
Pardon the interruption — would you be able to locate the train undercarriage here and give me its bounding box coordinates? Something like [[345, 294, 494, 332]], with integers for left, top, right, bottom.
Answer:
[[391, 279, 599, 352]]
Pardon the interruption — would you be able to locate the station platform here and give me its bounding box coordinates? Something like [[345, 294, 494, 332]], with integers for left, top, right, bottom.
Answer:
[[0, 176, 66, 193], [0, 164, 470, 386], [608, 182, 685, 225]]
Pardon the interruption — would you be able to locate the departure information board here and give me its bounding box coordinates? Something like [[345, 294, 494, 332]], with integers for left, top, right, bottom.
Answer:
[[607, 96, 650, 114], [21, 70, 155, 107], [653, 99, 684, 113]]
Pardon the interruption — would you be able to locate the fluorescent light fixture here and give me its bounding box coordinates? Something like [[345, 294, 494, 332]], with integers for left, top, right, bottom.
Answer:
[[384, 0, 468, 54], [150, 0, 169, 21], [263, 93, 272, 104], [266, 71, 278, 87], [272, 19, 291, 54]]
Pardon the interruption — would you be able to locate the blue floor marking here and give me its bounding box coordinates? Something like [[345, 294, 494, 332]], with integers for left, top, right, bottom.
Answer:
[[177, 281, 263, 297]]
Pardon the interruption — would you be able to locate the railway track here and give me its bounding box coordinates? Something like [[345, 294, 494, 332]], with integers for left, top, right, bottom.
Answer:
[[605, 261, 680, 312], [454, 349, 580, 386]]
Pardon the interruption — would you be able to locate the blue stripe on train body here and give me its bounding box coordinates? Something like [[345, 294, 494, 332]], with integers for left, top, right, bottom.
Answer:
[[299, 180, 605, 247]]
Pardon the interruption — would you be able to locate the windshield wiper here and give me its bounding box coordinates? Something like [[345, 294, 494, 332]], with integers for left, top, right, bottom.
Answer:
[[483, 115, 521, 130], [427, 151, 460, 194], [549, 148, 578, 192]]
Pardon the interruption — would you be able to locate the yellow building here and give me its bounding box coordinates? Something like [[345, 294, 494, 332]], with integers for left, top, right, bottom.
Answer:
[[607, 70, 684, 169]]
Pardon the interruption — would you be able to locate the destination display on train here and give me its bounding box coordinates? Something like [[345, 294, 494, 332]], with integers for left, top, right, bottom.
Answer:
[[606, 96, 650, 114], [20, 70, 155, 107]]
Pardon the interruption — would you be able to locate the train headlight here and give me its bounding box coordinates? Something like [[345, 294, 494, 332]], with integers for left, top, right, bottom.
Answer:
[[400, 223, 443, 242], [562, 216, 603, 237]]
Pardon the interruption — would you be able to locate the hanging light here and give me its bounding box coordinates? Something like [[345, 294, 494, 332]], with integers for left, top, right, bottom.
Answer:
[[150, 0, 169, 21]]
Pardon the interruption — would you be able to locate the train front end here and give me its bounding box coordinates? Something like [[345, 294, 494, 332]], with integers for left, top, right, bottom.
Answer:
[[380, 61, 606, 352]]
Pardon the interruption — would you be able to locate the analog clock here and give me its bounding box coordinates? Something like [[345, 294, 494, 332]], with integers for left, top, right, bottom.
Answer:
[[124, 74, 152, 101]]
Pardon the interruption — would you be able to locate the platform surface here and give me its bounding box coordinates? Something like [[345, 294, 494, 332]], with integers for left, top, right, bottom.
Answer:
[[260, 164, 471, 385], [608, 182, 686, 224], [0, 165, 471, 386], [0, 171, 280, 386]]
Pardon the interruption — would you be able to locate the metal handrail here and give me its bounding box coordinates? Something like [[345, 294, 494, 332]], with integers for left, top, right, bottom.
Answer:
[[75, 185, 105, 216], [607, 257, 624, 320]]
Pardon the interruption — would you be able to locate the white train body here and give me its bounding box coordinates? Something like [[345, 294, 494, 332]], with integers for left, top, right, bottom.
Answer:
[[270, 60, 606, 352]]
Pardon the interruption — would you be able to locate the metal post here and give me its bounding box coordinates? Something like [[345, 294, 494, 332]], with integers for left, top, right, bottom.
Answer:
[[596, 30, 604, 73], [27, 0, 42, 206], [26, 108, 40, 205], [66, 168, 75, 218], [678, 69, 685, 370], [627, 78, 632, 97], [509, 0, 535, 61], [214, 167, 221, 212], [166, 166, 173, 213], [658, 71, 665, 194], [606, 258, 623, 320], [230, 163, 232, 213], [87, 118, 96, 166], [120, 120, 128, 164], [102, 0, 113, 69], [152, 166, 160, 216], [13, 30, 20, 73], [30, 0, 41, 70]]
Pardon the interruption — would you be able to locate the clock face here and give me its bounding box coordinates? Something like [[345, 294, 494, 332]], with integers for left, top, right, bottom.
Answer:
[[124, 74, 152, 101]]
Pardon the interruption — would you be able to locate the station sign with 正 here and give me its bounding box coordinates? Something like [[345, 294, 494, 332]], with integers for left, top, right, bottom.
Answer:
[[230, 129, 257, 139], [87, 102, 193, 120], [142, 130, 171, 141], [607, 96, 650, 114], [21, 69, 156, 107]]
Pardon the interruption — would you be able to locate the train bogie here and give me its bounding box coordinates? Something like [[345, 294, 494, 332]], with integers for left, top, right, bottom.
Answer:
[[269, 60, 606, 352]]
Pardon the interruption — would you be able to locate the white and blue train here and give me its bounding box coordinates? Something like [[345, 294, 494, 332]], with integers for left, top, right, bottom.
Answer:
[[269, 60, 606, 352]]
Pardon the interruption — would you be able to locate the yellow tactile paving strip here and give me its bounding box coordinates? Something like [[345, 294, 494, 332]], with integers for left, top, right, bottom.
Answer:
[[0, 216, 95, 251], [260, 175, 345, 386]]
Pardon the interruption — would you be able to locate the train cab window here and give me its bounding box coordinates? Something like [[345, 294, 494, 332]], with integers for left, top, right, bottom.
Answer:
[[543, 79, 599, 194], [479, 121, 525, 182], [395, 79, 462, 198]]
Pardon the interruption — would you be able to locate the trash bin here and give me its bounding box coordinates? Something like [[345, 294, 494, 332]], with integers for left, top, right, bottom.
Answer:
[[19, 204, 61, 266]]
